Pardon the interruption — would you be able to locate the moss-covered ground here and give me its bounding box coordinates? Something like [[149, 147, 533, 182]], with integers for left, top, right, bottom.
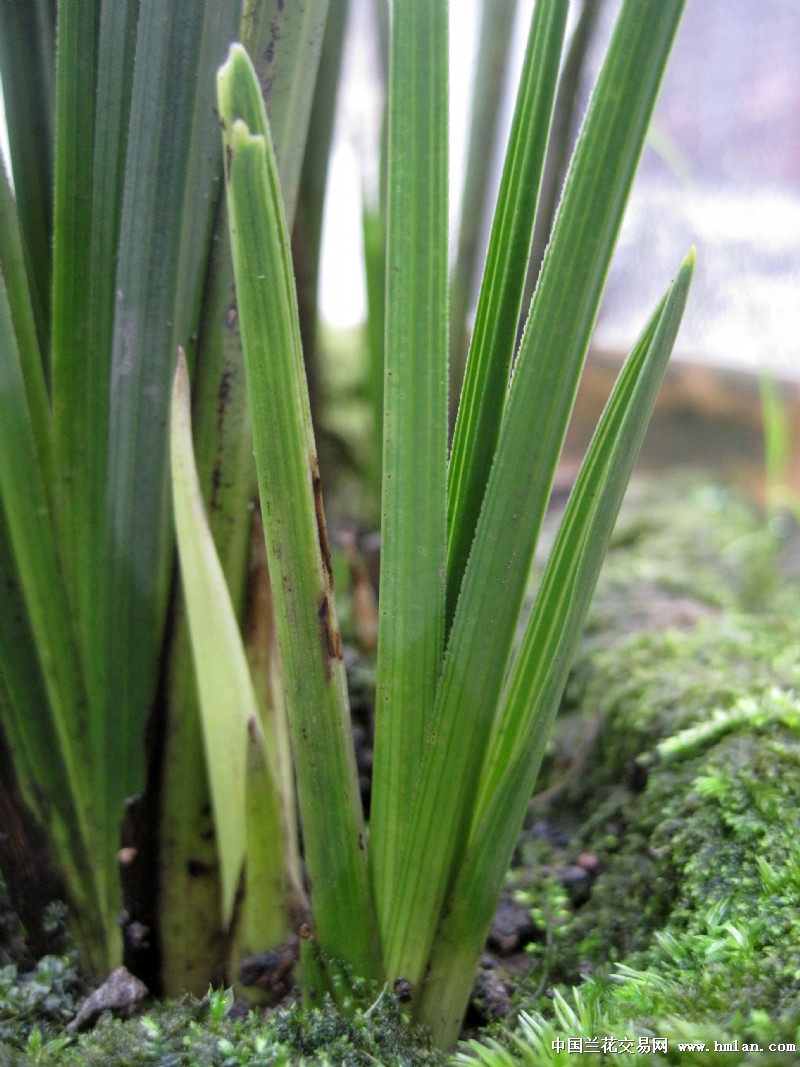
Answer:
[[491, 477, 800, 1063], [2, 475, 799, 1064]]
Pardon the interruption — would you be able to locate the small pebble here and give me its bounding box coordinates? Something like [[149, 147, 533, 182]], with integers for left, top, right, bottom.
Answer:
[[67, 966, 148, 1033]]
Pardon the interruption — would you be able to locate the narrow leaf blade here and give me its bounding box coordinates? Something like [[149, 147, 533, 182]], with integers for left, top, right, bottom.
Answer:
[[241, 0, 330, 230], [369, 0, 450, 942], [0, 270, 112, 961], [101, 0, 241, 806], [218, 44, 378, 976], [0, 163, 52, 492], [171, 351, 252, 927], [158, 2, 332, 991], [448, 0, 519, 417], [417, 250, 695, 1044], [447, 0, 568, 623], [383, 0, 686, 994], [0, 0, 55, 359]]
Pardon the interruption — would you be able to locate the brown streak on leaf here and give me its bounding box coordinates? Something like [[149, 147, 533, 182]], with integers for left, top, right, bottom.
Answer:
[[317, 593, 343, 679], [311, 455, 342, 675], [310, 454, 334, 587], [209, 460, 222, 511]]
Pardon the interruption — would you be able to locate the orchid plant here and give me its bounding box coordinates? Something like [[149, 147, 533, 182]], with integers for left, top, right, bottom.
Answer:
[[0, 0, 691, 1047]]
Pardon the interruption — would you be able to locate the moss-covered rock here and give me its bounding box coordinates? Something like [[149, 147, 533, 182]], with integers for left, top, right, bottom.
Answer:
[[501, 477, 800, 1062]]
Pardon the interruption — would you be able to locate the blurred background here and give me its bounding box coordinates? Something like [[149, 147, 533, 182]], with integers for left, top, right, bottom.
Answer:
[[322, 0, 799, 371]]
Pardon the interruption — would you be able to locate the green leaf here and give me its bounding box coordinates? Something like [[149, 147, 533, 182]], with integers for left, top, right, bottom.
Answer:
[[0, 274, 84, 780], [0, 0, 55, 362], [0, 509, 97, 934], [157, 629, 227, 995], [0, 511, 55, 824], [448, 0, 517, 416], [382, 0, 686, 995], [171, 350, 260, 927], [481, 260, 696, 814], [368, 0, 450, 943], [0, 270, 112, 966], [158, 1, 332, 992], [447, 0, 568, 625], [361, 197, 386, 504], [527, 0, 603, 297], [0, 163, 52, 494], [218, 43, 379, 976], [99, 0, 241, 810], [52, 0, 140, 840], [241, 0, 330, 231], [293, 0, 349, 425], [186, 0, 332, 602], [239, 713, 297, 954], [417, 250, 695, 1045], [51, 0, 100, 630]]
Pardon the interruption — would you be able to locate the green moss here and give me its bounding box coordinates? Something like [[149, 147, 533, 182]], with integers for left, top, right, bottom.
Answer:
[[524, 611, 800, 980], [269, 988, 446, 1066], [496, 680, 800, 1064], [636, 694, 800, 1020], [492, 478, 800, 1061], [0, 953, 86, 1048], [591, 478, 786, 619], [0, 980, 449, 1066]]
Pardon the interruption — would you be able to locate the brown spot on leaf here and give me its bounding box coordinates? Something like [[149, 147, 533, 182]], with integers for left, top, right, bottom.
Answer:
[[318, 593, 343, 677], [187, 859, 215, 877], [217, 364, 233, 409], [210, 460, 222, 510]]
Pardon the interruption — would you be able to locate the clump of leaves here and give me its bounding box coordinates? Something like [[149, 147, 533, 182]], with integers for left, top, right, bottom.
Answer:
[[200, 1, 692, 1042], [1, 0, 692, 1049]]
